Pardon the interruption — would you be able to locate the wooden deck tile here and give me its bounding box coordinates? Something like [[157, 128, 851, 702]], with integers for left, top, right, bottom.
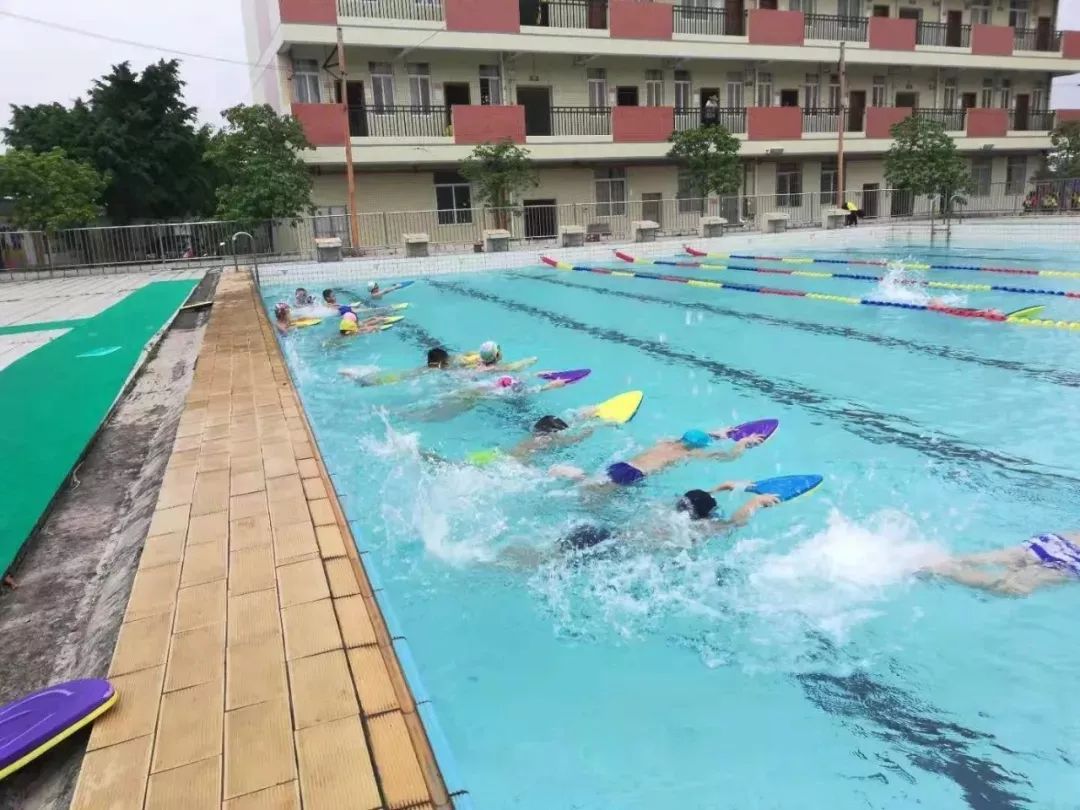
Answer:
[[314, 524, 347, 559], [223, 697, 297, 799], [125, 563, 181, 622], [288, 649, 359, 730], [109, 612, 174, 677], [229, 545, 276, 595], [282, 598, 342, 660], [198, 452, 231, 473], [224, 781, 300, 810], [229, 454, 263, 475], [276, 558, 330, 607], [334, 595, 378, 649], [71, 734, 153, 810], [152, 679, 223, 772], [226, 635, 288, 710], [368, 711, 430, 810], [324, 558, 361, 598], [87, 665, 165, 751], [307, 499, 336, 527], [297, 458, 319, 479], [347, 646, 399, 717], [230, 491, 268, 521], [229, 513, 271, 551], [145, 755, 221, 810], [139, 531, 186, 570], [266, 473, 305, 504], [191, 470, 230, 517], [227, 588, 281, 648], [188, 510, 229, 547], [174, 578, 227, 633], [269, 496, 310, 529], [164, 622, 225, 692], [271, 520, 319, 565], [148, 505, 190, 538], [230, 470, 265, 496], [180, 536, 228, 587], [301, 476, 327, 501], [295, 715, 381, 810], [173, 436, 201, 453]]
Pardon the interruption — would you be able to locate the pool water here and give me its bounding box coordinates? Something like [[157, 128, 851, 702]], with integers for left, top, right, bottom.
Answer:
[[265, 242, 1080, 810]]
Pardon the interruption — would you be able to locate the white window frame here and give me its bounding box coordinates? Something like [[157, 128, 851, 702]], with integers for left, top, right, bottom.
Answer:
[[827, 74, 841, 110], [369, 62, 395, 112], [1009, 0, 1031, 30], [1033, 86, 1046, 112], [726, 73, 744, 109], [819, 161, 838, 204], [776, 162, 802, 207], [943, 77, 958, 110], [479, 65, 502, 105], [292, 58, 322, 104], [803, 74, 820, 109], [645, 70, 664, 107], [756, 73, 773, 107], [434, 172, 473, 225], [594, 167, 627, 217], [408, 63, 432, 110], [999, 78, 1011, 110], [872, 76, 886, 108], [980, 79, 994, 108], [970, 0, 991, 26], [674, 70, 692, 110], [1005, 155, 1027, 194], [587, 68, 608, 109], [677, 170, 704, 214], [971, 158, 993, 196]]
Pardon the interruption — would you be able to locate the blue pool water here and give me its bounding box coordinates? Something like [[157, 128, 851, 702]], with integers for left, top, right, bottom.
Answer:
[[265, 241, 1080, 810]]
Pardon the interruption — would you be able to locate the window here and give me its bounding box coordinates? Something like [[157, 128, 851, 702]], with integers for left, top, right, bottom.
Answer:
[[971, 158, 992, 196], [943, 77, 957, 110], [828, 74, 841, 109], [789, 0, 815, 12], [645, 70, 664, 107], [756, 72, 773, 107], [674, 70, 692, 110], [1006, 156, 1027, 194], [479, 65, 502, 105], [726, 73, 744, 108], [677, 171, 704, 213], [776, 162, 802, 207], [1033, 86, 1046, 112], [819, 160, 838, 204], [370, 62, 394, 111], [803, 74, 820, 109], [594, 167, 627, 216], [872, 76, 886, 108], [434, 171, 472, 224], [587, 68, 608, 109], [837, 0, 859, 16], [408, 63, 432, 109], [1009, 0, 1030, 30], [980, 78, 994, 108], [970, 0, 991, 25], [999, 78, 1011, 110], [292, 59, 321, 104]]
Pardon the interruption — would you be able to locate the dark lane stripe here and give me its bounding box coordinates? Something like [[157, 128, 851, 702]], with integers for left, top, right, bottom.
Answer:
[[430, 279, 1080, 500], [513, 272, 1080, 389]]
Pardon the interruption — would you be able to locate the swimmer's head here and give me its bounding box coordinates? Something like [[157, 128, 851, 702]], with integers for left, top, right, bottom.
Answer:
[[273, 301, 290, 319], [533, 415, 569, 435], [496, 376, 518, 389], [677, 489, 718, 520], [478, 341, 501, 364], [322, 288, 335, 303], [367, 280, 379, 292], [295, 288, 308, 302], [681, 429, 712, 449], [426, 347, 450, 369], [339, 318, 359, 334]]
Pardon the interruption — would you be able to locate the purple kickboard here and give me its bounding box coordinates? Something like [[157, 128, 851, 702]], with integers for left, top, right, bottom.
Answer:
[[726, 418, 779, 443], [538, 369, 591, 384], [0, 679, 114, 769]]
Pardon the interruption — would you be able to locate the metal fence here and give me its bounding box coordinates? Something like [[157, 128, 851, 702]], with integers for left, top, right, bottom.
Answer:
[[675, 107, 746, 134], [1013, 27, 1060, 52], [548, 107, 611, 137], [536, 0, 608, 29], [914, 107, 966, 131], [804, 14, 867, 42], [916, 20, 971, 47], [336, 0, 444, 20], [353, 105, 449, 138], [673, 6, 742, 36], [4, 180, 1080, 273]]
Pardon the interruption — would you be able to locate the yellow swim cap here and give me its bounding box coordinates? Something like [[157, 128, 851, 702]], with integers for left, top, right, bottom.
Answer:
[[339, 318, 359, 334]]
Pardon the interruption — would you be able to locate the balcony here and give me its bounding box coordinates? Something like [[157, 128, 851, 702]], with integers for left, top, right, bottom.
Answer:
[[673, 5, 743, 37], [916, 20, 971, 48], [914, 107, 966, 131], [525, 0, 607, 29], [337, 0, 443, 20], [521, 106, 611, 137], [349, 105, 450, 138], [801, 107, 864, 134], [1013, 109, 1054, 131], [804, 14, 867, 43], [1013, 27, 1061, 52], [674, 107, 746, 134]]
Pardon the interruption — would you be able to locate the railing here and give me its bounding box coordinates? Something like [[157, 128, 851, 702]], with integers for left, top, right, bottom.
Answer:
[[804, 14, 867, 42], [548, 106, 611, 136], [530, 0, 608, 29], [337, 0, 444, 20], [914, 107, 966, 131], [916, 20, 971, 47], [1013, 109, 1055, 131], [675, 107, 746, 134], [802, 107, 842, 134], [673, 5, 743, 36], [351, 105, 449, 138], [1013, 27, 1061, 52]]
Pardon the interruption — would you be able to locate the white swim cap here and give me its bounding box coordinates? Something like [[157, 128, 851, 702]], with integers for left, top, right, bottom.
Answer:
[[367, 280, 378, 291], [478, 341, 500, 363]]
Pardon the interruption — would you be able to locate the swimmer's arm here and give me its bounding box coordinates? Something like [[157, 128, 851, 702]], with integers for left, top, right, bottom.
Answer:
[[510, 425, 596, 459], [419, 449, 449, 464], [706, 494, 781, 532], [698, 434, 763, 460]]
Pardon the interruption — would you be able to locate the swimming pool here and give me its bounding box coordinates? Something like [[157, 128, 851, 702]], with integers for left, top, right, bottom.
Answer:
[[263, 238, 1080, 810]]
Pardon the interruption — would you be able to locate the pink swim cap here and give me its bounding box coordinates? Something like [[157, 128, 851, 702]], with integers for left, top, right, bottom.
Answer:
[[497, 376, 516, 388], [343, 311, 358, 322]]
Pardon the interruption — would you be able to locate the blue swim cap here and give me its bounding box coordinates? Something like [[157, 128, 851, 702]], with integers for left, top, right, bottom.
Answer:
[[338, 305, 353, 316], [681, 429, 712, 449]]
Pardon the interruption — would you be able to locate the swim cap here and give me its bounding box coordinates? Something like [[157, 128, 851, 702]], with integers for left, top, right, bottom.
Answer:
[[478, 341, 500, 363], [343, 311, 358, 322], [533, 415, 569, 435], [677, 489, 718, 520], [496, 376, 517, 388], [274, 301, 289, 316], [338, 305, 353, 316], [367, 281, 378, 291], [681, 429, 712, 449], [339, 318, 359, 334]]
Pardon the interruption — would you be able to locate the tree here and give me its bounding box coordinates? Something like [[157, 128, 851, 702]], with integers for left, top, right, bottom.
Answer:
[[666, 124, 742, 200], [884, 116, 970, 212], [0, 148, 105, 231], [458, 140, 538, 229], [3, 60, 216, 223], [1038, 120, 1080, 179], [206, 104, 314, 222]]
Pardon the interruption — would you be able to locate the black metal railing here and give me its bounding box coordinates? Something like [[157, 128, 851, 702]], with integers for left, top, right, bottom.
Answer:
[[915, 20, 971, 47], [529, 0, 608, 29], [545, 106, 611, 137], [1013, 109, 1055, 131], [337, 0, 444, 20], [1013, 27, 1061, 52], [914, 107, 966, 131], [673, 5, 743, 35], [804, 14, 867, 42], [801, 107, 843, 134], [674, 107, 746, 133], [351, 105, 449, 138]]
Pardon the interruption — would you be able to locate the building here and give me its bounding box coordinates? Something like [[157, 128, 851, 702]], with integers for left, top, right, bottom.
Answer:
[[242, 0, 1080, 245]]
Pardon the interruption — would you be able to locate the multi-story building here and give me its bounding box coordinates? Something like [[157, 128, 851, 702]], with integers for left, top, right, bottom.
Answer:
[[242, 0, 1080, 244]]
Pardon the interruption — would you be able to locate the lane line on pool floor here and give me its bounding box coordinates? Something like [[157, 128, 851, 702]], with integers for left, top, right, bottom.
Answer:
[[510, 272, 1080, 389], [429, 278, 1080, 502]]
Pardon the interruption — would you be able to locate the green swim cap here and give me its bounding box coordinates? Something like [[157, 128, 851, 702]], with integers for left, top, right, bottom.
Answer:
[[466, 448, 502, 467], [681, 429, 712, 449]]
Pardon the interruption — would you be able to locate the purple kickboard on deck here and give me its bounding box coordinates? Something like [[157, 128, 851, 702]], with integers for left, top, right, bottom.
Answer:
[[538, 369, 591, 384], [726, 418, 779, 442], [0, 679, 114, 769]]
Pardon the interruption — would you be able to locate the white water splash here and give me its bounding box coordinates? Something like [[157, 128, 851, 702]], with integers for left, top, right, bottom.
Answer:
[[873, 261, 965, 306]]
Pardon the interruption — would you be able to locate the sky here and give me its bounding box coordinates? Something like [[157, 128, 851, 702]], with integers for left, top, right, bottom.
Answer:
[[0, 0, 1079, 132]]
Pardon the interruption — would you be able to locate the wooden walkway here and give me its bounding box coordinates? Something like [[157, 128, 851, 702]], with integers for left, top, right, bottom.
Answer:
[[70, 272, 449, 810]]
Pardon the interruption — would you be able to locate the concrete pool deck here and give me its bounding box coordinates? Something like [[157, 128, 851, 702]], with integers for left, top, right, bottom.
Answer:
[[67, 272, 447, 810]]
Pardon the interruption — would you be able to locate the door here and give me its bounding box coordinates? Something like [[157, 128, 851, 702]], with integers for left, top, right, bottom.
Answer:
[[945, 10, 963, 46], [699, 87, 720, 126], [961, 92, 977, 110], [521, 0, 542, 25], [642, 193, 663, 227], [346, 81, 367, 137], [862, 183, 880, 218], [1013, 93, 1030, 130], [517, 86, 552, 136], [523, 199, 558, 239], [444, 82, 471, 131], [587, 0, 607, 29], [725, 0, 745, 34], [759, 0, 777, 9], [616, 86, 639, 106], [779, 89, 799, 107], [872, 5, 889, 16], [848, 90, 866, 131], [1035, 16, 1053, 50], [894, 91, 917, 109]]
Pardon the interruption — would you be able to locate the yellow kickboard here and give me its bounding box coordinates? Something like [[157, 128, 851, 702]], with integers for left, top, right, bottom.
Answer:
[[593, 390, 644, 424], [292, 318, 322, 328]]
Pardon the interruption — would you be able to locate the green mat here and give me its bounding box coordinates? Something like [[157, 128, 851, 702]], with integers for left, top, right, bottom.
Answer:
[[0, 318, 87, 336], [0, 280, 197, 575]]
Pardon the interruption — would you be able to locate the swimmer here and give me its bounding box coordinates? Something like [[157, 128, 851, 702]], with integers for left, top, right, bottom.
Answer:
[[273, 302, 292, 334], [322, 288, 338, 306], [549, 428, 765, 489], [367, 280, 408, 300], [332, 312, 396, 340], [295, 287, 315, 306], [405, 372, 568, 422], [340, 345, 533, 386], [924, 531, 1080, 596]]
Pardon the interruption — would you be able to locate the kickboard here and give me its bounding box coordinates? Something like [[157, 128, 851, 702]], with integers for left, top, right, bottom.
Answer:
[[538, 368, 591, 383], [292, 318, 322, 328], [460, 354, 538, 372], [76, 346, 122, 358], [390, 280, 415, 291], [350, 302, 410, 313], [0, 679, 117, 781], [466, 448, 503, 467], [1005, 305, 1044, 321], [726, 418, 779, 443], [593, 390, 644, 424], [746, 474, 822, 503]]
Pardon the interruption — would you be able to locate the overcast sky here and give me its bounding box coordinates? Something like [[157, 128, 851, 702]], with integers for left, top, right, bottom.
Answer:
[[0, 0, 1078, 131]]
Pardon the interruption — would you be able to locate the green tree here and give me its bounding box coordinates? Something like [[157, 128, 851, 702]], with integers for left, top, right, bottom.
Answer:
[[0, 148, 105, 231], [3, 60, 216, 223], [666, 124, 742, 200], [459, 140, 538, 229], [206, 104, 314, 222], [884, 116, 970, 212], [1037, 120, 1080, 179]]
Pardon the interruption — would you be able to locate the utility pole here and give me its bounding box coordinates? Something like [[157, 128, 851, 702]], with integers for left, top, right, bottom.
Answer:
[[836, 40, 846, 209], [337, 27, 361, 250]]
